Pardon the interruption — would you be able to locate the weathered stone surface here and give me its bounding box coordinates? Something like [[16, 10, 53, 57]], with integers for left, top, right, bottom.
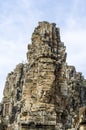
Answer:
[[0, 21, 86, 130]]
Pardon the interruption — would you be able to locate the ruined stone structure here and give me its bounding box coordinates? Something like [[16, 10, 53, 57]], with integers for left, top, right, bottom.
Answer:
[[0, 21, 86, 130]]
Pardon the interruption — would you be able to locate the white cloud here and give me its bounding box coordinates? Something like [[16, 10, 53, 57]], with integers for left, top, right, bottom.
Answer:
[[0, 0, 86, 101], [61, 29, 86, 77]]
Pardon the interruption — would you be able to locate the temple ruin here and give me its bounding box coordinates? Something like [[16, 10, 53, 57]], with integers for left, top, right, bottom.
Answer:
[[0, 21, 86, 130]]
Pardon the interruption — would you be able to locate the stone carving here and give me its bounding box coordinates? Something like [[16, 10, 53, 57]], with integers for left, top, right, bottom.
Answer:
[[0, 21, 86, 130]]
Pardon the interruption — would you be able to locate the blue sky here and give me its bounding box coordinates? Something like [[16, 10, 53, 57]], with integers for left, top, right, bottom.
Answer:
[[0, 0, 86, 101]]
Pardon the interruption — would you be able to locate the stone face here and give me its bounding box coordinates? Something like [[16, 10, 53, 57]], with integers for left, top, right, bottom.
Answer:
[[0, 21, 86, 130]]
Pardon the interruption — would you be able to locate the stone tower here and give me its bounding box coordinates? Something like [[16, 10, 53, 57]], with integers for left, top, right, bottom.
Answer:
[[0, 22, 86, 130], [21, 21, 67, 129]]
